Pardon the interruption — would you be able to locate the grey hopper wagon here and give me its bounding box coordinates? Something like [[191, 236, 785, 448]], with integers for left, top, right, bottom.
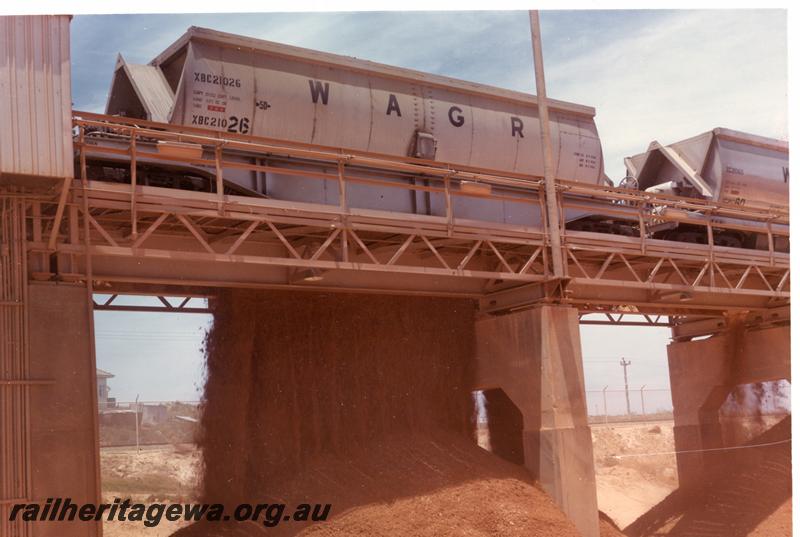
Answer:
[[624, 128, 789, 249], [103, 26, 608, 228]]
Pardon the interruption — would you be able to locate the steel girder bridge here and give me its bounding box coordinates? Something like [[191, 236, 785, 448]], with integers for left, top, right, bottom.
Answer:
[[10, 112, 790, 330]]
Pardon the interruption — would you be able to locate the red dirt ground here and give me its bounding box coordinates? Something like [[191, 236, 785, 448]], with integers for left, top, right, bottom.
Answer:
[[624, 417, 792, 537], [293, 432, 589, 537], [174, 431, 621, 537]]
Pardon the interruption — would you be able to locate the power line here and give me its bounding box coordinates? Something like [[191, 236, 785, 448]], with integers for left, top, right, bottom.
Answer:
[[586, 387, 670, 391], [583, 355, 665, 362], [611, 438, 791, 459]]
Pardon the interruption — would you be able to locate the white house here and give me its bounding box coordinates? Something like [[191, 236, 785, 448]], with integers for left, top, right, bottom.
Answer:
[[96, 368, 115, 408]]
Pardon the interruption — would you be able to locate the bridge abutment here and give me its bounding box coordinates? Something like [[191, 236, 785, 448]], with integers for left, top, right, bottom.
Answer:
[[475, 305, 599, 537]]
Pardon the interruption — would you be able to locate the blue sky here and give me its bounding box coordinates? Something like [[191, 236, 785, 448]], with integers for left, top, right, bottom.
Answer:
[[94, 306, 211, 402], [73, 10, 787, 404], [94, 303, 674, 409]]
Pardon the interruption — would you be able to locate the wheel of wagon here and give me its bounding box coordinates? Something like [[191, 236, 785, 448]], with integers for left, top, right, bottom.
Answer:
[[713, 233, 743, 249], [676, 231, 708, 244]]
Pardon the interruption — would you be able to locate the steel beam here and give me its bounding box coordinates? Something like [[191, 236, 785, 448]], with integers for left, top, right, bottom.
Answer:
[[670, 305, 790, 341]]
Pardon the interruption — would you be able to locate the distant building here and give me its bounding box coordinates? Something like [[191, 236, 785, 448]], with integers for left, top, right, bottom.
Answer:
[[96, 368, 115, 408]]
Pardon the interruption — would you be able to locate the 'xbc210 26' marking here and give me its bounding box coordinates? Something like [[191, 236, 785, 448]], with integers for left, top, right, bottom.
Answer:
[[191, 115, 251, 134]]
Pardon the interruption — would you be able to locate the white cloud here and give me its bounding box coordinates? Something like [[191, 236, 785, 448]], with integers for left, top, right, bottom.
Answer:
[[535, 10, 787, 179]]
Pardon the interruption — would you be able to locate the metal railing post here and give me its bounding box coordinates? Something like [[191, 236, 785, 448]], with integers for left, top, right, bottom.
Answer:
[[130, 129, 138, 239], [215, 144, 224, 214]]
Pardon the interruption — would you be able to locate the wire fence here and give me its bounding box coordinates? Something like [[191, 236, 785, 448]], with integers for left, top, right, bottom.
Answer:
[[99, 400, 200, 448], [99, 390, 789, 447], [586, 387, 674, 424], [99, 389, 675, 449]]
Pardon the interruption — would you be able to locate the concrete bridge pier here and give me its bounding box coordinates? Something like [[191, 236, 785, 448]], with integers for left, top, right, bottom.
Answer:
[[668, 317, 790, 490], [26, 283, 100, 537], [475, 305, 600, 537]]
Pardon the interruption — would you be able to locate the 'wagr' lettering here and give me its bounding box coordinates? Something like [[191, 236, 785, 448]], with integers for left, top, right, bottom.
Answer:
[[448, 106, 464, 127], [386, 94, 402, 117], [309, 80, 330, 105], [511, 117, 524, 138], [297, 79, 524, 140]]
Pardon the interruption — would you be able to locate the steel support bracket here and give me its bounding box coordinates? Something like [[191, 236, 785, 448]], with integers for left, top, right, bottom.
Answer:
[[478, 277, 571, 315]]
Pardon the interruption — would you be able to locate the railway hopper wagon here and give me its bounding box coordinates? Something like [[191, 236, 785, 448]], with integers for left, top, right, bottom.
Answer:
[[89, 26, 787, 252], [623, 128, 789, 250], [95, 26, 609, 228]]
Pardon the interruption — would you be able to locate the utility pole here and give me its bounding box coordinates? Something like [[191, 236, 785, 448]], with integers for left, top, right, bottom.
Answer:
[[134, 394, 140, 454], [640, 385, 646, 416], [620, 359, 631, 416], [529, 10, 565, 278]]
